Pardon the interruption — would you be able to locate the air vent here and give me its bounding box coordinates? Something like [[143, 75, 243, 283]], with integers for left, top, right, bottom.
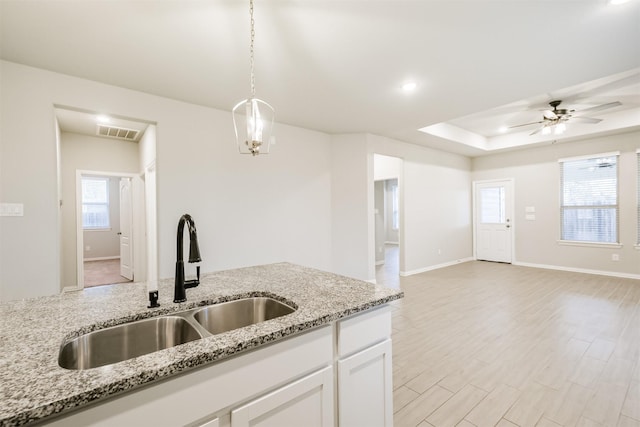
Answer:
[[96, 124, 140, 141]]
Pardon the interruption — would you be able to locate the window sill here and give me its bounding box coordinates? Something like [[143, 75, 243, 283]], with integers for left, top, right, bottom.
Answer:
[[83, 227, 112, 232], [557, 240, 622, 249], [635, 245, 640, 251]]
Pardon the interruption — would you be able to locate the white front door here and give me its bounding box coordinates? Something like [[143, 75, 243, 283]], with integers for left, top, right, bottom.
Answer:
[[474, 180, 513, 263], [119, 177, 134, 280]]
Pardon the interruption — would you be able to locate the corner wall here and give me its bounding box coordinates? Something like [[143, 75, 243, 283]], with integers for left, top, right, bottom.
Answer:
[[367, 135, 473, 276], [0, 60, 333, 301], [472, 131, 640, 277]]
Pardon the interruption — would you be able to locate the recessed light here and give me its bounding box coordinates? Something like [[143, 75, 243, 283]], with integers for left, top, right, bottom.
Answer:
[[96, 115, 111, 123], [498, 126, 508, 133], [402, 82, 417, 92], [608, 0, 629, 5]]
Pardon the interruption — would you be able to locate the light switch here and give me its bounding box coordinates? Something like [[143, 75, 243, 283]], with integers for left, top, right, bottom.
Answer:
[[0, 203, 24, 216], [525, 206, 536, 213], [525, 214, 536, 221]]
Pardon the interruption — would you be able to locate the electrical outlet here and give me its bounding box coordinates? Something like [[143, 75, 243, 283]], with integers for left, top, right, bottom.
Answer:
[[438, 249, 442, 255], [86, 246, 91, 251], [611, 254, 619, 261], [0, 203, 24, 216]]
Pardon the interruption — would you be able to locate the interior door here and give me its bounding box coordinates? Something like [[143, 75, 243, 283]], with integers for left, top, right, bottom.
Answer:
[[475, 180, 513, 263], [119, 177, 134, 280]]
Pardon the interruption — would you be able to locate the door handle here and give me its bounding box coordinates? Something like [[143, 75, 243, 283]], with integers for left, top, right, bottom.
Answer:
[[506, 225, 511, 228], [117, 232, 122, 235]]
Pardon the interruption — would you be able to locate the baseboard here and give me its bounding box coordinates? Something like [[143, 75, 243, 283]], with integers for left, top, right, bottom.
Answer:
[[512, 261, 640, 280], [61, 285, 82, 293], [84, 256, 120, 262], [400, 257, 474, 277]]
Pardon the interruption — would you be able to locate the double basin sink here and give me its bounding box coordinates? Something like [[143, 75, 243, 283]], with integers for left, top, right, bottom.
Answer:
[[58, 297, 296, 370]]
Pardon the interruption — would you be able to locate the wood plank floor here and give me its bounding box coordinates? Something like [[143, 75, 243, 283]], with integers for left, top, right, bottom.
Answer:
[[378, 259, 640, 427], [84, 259, 132, 287]]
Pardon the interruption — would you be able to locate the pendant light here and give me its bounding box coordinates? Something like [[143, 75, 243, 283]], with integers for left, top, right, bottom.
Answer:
[[232, 0, 275, 156]]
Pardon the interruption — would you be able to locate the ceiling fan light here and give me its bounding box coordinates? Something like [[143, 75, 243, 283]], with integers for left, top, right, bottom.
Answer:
[[554, 123, 566, 135], [542, 126, 551, 135]]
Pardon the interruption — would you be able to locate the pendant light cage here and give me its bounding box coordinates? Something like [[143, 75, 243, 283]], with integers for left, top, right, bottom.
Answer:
[[232, 0, 275, 156]]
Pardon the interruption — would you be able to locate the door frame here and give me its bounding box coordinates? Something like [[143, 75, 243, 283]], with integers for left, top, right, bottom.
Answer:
[[74, 169, 140, 290], [472, 178, 515, 263]]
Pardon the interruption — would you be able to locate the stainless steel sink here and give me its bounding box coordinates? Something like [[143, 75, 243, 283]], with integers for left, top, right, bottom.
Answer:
[[58, 316, 202, 370], [59, 297, 296, 370], [192, 297, 296, 334]]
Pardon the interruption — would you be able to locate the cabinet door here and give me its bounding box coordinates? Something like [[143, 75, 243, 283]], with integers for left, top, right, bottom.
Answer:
[[231, 366, 334, 427], [338, 339, 393, 427]]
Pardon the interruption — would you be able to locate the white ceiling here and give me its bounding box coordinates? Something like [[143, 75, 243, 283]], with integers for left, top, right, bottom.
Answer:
[[2, 0, 639, 157]]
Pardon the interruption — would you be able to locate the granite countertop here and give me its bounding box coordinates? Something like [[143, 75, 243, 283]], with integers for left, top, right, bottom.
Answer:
[[0, 263, 402, 426]]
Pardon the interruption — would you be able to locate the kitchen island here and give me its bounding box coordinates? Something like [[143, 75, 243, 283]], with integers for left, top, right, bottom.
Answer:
[[0, 263, 402, 426]]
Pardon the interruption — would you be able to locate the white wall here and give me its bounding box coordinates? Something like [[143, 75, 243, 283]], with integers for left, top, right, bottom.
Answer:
[[472, 131, 640, 277], [330, 134, 371, 280], [0, 60, 332, 301], [374, 181, 385, 265]]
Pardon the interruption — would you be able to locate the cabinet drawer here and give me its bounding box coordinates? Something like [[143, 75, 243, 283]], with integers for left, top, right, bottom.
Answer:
[[231, 366, 334, 427], [337, 305, 391, 357]]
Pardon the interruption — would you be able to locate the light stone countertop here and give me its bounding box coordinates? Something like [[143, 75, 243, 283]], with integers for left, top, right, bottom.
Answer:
[[0, 263, 403, 426]]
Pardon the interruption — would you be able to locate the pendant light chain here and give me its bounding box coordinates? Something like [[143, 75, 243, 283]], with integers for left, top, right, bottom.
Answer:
[[249, 0, 256, 98], [232, 0, 274, 155]]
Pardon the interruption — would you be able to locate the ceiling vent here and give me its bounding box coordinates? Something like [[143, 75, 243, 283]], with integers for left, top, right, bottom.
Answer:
[[96, 124, 140, 141]]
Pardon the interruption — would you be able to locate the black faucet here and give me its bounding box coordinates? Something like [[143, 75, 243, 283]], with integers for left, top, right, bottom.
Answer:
[[174, 214, 202, 303]]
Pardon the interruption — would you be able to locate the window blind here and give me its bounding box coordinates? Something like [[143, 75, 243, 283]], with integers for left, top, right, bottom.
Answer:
[[560, 154, 618, 243], [82, 177, 110, 229]]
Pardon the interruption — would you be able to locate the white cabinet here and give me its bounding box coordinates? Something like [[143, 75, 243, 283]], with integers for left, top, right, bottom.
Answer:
[[338, 339, 392, 427], [231, 366, 334, 427], [337, 306, 393, 427]]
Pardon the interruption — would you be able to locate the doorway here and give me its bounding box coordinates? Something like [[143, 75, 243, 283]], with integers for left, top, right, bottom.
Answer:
[[373, 154, 402, 286], [77, 172, 138, 287], [473, 179, 514, 263], [56, 106, 156, 292]]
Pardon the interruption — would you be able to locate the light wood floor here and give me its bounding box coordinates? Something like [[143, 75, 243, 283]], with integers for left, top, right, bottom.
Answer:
[[84, 258, 132, 288], [378, 259, 640, 427]]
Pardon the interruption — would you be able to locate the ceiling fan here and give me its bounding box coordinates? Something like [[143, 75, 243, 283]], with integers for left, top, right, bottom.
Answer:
[[509, 99, 622, 135]]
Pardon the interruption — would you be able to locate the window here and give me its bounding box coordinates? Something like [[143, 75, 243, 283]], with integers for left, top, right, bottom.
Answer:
[[560, 153, 619, 244], [82, 177, 110, 229], [479, 186, 505, 223]]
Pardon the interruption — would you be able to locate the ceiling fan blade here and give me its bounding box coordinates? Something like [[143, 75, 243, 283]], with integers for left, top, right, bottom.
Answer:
[[543, 110, 557, 120], [571, 116, 602, 124], [508, 120, 545, 129], [577, 101, 622, 114]]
